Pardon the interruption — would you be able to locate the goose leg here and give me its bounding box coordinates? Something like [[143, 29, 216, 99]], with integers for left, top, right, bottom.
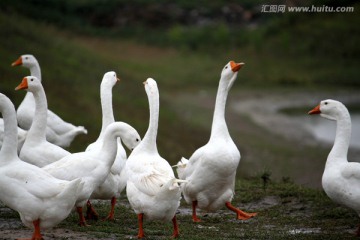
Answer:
[[77, 207, 90, 226], [85, 200, 99, 221], [225, 202, 257, 220], [17, 219, 43, 240], [137, 213, 145, 239], [103, 197, 116, 221], [192, 201, 201, 222], [171, 215, 179, 238]]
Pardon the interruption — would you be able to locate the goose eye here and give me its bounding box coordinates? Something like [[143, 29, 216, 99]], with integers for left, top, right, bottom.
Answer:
[[25, 57, 28, 60], [136, 138, 139, 142], [31, 78, 34, 81], [324, 102, 328, 105], [225, 66, 228, 69]]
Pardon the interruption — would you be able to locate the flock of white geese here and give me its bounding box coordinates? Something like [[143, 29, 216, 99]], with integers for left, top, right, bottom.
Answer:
[[0, 54, 359, 239]]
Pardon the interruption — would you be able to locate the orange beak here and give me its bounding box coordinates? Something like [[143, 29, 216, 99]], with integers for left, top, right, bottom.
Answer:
[[308, 104, 321, 115], [15, 77, 28, 91], [116, 77, 120, 82], [11, 57, 23, 67], [230, 61, 244, 72]]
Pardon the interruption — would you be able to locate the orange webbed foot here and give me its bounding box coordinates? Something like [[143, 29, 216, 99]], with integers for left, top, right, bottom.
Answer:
[[225, 202, 257, 220]]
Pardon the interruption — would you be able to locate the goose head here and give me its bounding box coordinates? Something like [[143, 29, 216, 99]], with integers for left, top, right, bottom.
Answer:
[[308, 99, 348, 121], [11, 54, 37, 68], [101, 71, 120, 88], [221, 61, 244, 90], [143, 78, 158, 95], [15, 76, 41, 93], [120, 124, 142, 151]]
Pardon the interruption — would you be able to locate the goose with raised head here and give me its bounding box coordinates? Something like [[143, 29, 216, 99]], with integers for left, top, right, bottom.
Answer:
[[43, 121, 140, 226], [15, 76, 70, 167], [174, 61, 257, 222], [309, 99, 360, 236], [0, 92, 83, 240], [125, 78, 184, 239], [11, 54, 87, 147], [85, 71, 141, 221]]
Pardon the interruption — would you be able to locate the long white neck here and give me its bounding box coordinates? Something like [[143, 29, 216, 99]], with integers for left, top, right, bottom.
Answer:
[[137, 90, 159, 153], [29, 63, 41, 81], [326, 109, 351, 168], [210, 77, 230, 140], [100, 122, 127, 167], [0, 97, 19, 161], [24, 64, 41, 100], [27, 86, 48, 141], [99, 82, 115, 139]]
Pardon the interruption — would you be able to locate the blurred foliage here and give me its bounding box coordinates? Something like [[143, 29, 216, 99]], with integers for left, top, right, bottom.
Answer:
[[0, 0, 359, 159], [1, 0, 358, 58]]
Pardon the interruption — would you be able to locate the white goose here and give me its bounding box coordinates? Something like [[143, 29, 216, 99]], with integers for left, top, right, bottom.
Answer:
[[174, 61, 257, 222], [0, 92, 83, 240], [85, 71, 141, 221], [11, 54, 87, 147], [125, 78, 184, 238], [43, 121, 140, 226], [15, 76, 70, 167], [309, 99, 360, 236]]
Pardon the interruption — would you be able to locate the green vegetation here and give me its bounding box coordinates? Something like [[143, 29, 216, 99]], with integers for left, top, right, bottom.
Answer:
[[0, 1, 359, 238], [1, 177, 358, 239]]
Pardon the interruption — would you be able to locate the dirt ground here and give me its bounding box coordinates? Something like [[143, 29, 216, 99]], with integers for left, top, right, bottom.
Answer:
[[0, 195, 287, 239]]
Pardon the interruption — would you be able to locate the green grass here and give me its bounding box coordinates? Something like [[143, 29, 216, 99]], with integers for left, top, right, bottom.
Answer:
[[2, 178, 357, 239]]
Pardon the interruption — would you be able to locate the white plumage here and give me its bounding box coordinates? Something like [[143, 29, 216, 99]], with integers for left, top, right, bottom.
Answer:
[[0, 93, 83, 240], [85, 71, 141, 221], [43, 121, 140, 226], [15, 76, 70, 167], [11, 54, 87, 147], [309, 99, 360, 236], [125, 78, 183, 238], [174, 61, 257, 222]]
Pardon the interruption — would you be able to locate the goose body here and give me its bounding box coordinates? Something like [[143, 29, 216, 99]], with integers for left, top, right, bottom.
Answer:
[[15, 76, 70, 167], [175, 61, 256, 222], [11, 54, 87, 147], [309, 99, 360, 235], [125, 78, 182, 238], [43, 121, 140, 226], [0, 93, 83, 240], [85, 71, 141, 221]]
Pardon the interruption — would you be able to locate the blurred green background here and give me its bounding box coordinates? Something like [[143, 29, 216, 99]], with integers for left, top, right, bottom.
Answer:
[[0, 0, 359, 187]]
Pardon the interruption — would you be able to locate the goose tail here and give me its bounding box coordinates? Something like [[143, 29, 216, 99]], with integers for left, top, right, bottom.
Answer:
[[58, 178, 84, 208], [172, 157, 189, 179]]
